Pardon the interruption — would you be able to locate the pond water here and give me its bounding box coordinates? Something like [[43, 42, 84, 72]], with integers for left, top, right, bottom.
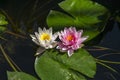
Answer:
[[93, 23, 120, 80], [0, 23, 119, 80], [0, 0, 120, 80]]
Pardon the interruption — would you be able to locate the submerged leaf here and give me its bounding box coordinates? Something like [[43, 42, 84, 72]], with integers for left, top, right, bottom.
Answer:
[[35, 49, 96, 80], [0, 13, 8, 25], [0, 26, 6, 33], [0, 13, 8, 33]]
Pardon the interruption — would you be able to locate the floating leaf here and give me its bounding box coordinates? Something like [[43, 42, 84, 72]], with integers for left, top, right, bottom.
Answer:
[[7, 71, 38, 80], [35, 49, 96, 80], [47, 0, 108, 42]]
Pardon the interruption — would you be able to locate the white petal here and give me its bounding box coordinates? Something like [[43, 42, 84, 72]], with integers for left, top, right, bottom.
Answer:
[[43, 27, 47, 32], [68, 50, 74, 57], [35, 47, 46, 56], [30, 34, 40, 45], [81, 36, 89, 42], [41, 40, 50, 48], [38, 27, 43, 34], [30, 34, 36, 39], [35, 32, 43, 45], [48, 27, 52, 35], [40, 40, 46, 45], [62, 47, 67, 51], [48, 45, 53, 48], [35, 32, 39, 39], [32, 39, 39, 45], [56, 46, 60, 49], [52, 32, 58, 41], [78, 30, 83, 37]]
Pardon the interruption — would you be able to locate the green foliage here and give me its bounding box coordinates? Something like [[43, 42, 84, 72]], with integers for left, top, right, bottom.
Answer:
[[0, 26, 6, 33], [0, 13, 8, 25], [35, 49, 96, 80], [0, 13, 8, 33], [47, 0, 108, 42], [7, 71, 38, 80]]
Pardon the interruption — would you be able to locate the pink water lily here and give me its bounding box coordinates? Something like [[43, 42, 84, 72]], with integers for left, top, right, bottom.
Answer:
[[57, 27, 88, 57]]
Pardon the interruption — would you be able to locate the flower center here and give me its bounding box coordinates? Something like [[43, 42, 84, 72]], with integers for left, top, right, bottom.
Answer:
[[66, 35, 74, 41], [40, 33, 51, 41]]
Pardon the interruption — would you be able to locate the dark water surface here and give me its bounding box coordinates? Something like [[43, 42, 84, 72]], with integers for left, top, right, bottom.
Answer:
[[0, 0, 120, 80], [0, 23, 120, 80]]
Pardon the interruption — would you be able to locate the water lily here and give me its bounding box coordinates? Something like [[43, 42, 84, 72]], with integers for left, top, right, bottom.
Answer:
[[30, 27, 58, 49], [57, 27, 88, 57]]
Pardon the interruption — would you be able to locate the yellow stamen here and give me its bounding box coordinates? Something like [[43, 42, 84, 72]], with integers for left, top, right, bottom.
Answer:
[[40, 33, 50, 41], [66, 35, 73, 41]]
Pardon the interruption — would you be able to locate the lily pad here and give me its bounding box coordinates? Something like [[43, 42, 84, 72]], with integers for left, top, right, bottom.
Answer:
[[47, 0, 108, 42], [35, 49, 96, 80], [7, 71, 38, 80]]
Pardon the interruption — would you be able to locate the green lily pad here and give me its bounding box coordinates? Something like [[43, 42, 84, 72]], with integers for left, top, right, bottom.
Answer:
[[7, 71, 38, 80], [47, 0, 108, 42], [35, 49, 96, 80]]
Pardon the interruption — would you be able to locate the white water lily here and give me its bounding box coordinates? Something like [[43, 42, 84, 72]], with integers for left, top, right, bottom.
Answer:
[[30, 27, 58, 49]]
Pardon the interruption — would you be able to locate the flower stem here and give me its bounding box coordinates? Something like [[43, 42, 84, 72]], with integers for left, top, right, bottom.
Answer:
[[96, 61, 118, 73], [93, 46, 120, 52], [0, 36, 7, 41], [0, 44, 17, 71], [96, 59, 120, 64], [96, 53, 120, 58], [5, 30, 26, 39], [7, 54, 22, 71]]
